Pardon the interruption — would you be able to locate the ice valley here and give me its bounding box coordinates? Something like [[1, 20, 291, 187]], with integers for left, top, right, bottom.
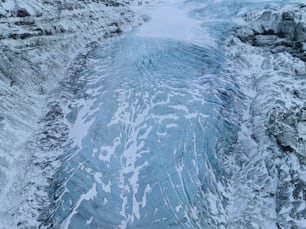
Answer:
[[1, 0, 306, 228]]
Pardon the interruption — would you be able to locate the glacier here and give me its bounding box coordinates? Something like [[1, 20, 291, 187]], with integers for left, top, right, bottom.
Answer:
[[0, 0, 306, 228]]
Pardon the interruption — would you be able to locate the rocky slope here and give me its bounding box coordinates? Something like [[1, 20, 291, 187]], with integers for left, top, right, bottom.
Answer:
[[229, 4, 306, 228], [0, 0, 150, 228]]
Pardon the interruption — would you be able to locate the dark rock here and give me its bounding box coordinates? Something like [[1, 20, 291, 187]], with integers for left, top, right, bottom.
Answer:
[[235, 9, 306, 61], [8, 33, 18, 40], [278, 19, 296, 40], [16, 8, 31, 17], [44, 29, 54, 36], [105, 1, 121, 7], [295, 22, 306, 42], [14, 20, 35, 26], [278, 143, 294, 152], [300, 108, 306, 121], [20, 32, 33, 39], [253, 34, 278, 46], [282, 11, 295, 21], [269, 109, 298, 153], [8, 32, 34, 40], [299, 4, 306, 9], [111, 27, 122, 34]]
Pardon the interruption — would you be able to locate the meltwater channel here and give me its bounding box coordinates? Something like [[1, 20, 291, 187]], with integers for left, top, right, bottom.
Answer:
[[40, 0, 283, 228]]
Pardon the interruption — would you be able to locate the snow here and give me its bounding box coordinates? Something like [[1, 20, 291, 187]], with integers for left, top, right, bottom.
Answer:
[[298, 122, 306, 138], [0, 1, 151, 228], [2, 0, 15, 11], [136, 0, 201, 42], [61, 184, 97, 229], [68, 98, 97, 148], [224, 3, 306, 228], [1, 0, 306, 228]]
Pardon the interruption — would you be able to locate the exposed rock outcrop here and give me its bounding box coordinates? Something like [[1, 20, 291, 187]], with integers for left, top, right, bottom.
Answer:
[[235, 5, 306, 61], [234, 5, 306, 159], [232, 5, 306, 228]]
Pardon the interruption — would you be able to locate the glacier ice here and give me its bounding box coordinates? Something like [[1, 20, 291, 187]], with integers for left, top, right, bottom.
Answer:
[[0, 0, 306, 228]]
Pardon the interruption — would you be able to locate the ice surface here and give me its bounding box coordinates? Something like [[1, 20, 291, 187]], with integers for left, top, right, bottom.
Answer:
[[1, 0, 306, 228], [136, 1, 201, 42], [39, 0, 243, 227], [44, 36, 237, 228]]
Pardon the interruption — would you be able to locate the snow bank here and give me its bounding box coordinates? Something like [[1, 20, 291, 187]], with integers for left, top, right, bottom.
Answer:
[[0, 0, 150, 228]]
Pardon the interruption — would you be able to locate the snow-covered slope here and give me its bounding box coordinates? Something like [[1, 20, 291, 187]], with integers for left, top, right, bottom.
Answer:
[[0, 0, 150, 228], [227, 4, 306, 228]]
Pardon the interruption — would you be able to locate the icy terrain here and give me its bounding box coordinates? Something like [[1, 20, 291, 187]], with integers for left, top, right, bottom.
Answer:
[[229, 4, 306, 228], [0, 0, 150, 227], [1, 0, 306, 228]]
